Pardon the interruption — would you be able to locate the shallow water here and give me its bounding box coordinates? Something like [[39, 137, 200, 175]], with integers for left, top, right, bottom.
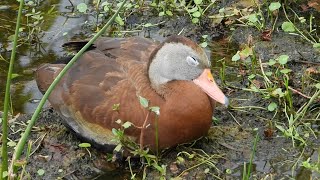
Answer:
[[0, 0, 88, 114]]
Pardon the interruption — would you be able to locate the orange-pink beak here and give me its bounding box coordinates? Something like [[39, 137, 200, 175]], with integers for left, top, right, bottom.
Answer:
[[193, 69, 229, 107]]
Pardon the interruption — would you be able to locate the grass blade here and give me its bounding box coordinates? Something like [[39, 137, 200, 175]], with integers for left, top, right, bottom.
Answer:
[[0, 0, 24, 179]]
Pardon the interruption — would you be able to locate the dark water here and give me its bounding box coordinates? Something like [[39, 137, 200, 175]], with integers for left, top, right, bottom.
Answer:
[[0, 0, 89, 114]]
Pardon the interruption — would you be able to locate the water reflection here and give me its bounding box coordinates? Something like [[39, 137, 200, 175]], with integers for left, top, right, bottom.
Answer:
[[0, 0, 85, 114]]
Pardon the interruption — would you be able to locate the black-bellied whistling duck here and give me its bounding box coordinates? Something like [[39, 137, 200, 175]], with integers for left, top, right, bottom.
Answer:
[[35, 36, 228, 152]]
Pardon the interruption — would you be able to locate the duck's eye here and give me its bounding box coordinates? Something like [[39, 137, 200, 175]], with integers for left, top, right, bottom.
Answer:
[[186, 56, 199, 67]]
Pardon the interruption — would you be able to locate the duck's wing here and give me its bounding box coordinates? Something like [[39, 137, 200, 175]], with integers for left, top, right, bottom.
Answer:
[[35, 37, 161, 150]]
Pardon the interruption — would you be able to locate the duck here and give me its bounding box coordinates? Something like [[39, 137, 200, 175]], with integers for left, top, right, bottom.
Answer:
[[35, 35, 228, 152]]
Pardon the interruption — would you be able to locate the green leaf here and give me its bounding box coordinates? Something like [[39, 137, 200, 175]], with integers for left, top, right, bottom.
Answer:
[[269, 2, 281, 11], [202, 35, 208, 39], [240, 46, 253, 58], [159, 11, 165, 16], [78, 143, 91, 148], [267, 102, 277, 111], [231, 52, 240, 61], [104, 5, 109, 12], [149, 106, 160, 115], [280, 68, 292, 74], [7, 141, 16, 147], [218, 8, 225, 13], [275, 124, 285, 132], [188, 7, 198, 13], [315, 83, 320, 89], [138, 96, 149, 108], [272, 88, 285, 97], [248, 74, 256, 79], [313, 43, 320, 49], [143, 23, 153, 27], [115, 15, 124, 26], [101, 1, 109, 7], [114, 144, 122, 152], [166, 10, 173, 16], [37, 169, 45, 176], [11, 73, 20, 79], [200, 42, 207, 48], [192, 11, 201, 18], [112, 128, 118, 136], [122, 121, 132, 129], [77, 3, 87, 13], [2, 171, 8, 178], [299, 17, 306, 23], [277, 55, 289, 65], [188, 154, 195, 159], [247, 14, 258, 23], [176, 156, 185, 164], [194, 0, 202, 5], [265, 71, 273, 76], [192, 18, 199, 24], [112, 103, 120, 111], [268, 59, 276, 66], [115, 119, 122, 124], [204, 168, 210, 174], [281, 21, 295, 32]]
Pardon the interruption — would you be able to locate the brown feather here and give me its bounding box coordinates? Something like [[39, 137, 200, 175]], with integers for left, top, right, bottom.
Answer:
[[35, 36, 214, 151]]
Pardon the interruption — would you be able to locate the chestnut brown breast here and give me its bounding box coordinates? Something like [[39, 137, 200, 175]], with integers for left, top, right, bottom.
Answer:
[[35, 36, 218, 152]]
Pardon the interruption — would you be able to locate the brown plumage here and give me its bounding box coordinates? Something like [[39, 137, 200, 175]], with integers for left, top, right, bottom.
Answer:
[[35, 36, 228, 152]]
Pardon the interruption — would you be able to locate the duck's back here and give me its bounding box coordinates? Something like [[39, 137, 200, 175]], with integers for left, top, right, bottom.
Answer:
[[36, 37, 162, 151]]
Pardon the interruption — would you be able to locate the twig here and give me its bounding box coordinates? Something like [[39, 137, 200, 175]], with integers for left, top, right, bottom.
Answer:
[[227, 111, 241, 126], [29, 133, 47, 156], [259, 58, 272, 86], [139, 111, 150, 150], [288, 86, 311, 99]]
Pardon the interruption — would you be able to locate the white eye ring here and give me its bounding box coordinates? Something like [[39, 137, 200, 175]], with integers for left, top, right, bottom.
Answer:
[[186, 56, 199, 66]]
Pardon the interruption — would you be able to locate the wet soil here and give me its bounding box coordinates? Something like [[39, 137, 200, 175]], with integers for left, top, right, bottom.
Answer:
[[1, 0, 320, 179]]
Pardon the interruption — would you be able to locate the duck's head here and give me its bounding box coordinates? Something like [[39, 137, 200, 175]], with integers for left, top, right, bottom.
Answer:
[[148, 36, 229, 106]]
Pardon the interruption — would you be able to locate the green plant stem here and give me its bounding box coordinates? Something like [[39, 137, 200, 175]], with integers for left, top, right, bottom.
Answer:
[[1, 0, 24, 179], [282, 6, 315, 44], [294, 89, 320, 123], [202, 0, 216, 14], [154, 114, 159, 159], [245, 131, 259, 180], [177, 155, 218, 178], [8, 0, 127, 176]]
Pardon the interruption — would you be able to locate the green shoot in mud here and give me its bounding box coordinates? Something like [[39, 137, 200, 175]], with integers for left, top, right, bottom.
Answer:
[[78, 143, 92, 158], [301, 148, 320, 174], [242, 131, 259, 180], [282, 6, 320, 48]]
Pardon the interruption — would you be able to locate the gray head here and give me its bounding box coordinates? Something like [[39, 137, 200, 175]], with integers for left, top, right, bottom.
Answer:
[[148, 36, 229, 106], [148, 36, 210, 90]]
